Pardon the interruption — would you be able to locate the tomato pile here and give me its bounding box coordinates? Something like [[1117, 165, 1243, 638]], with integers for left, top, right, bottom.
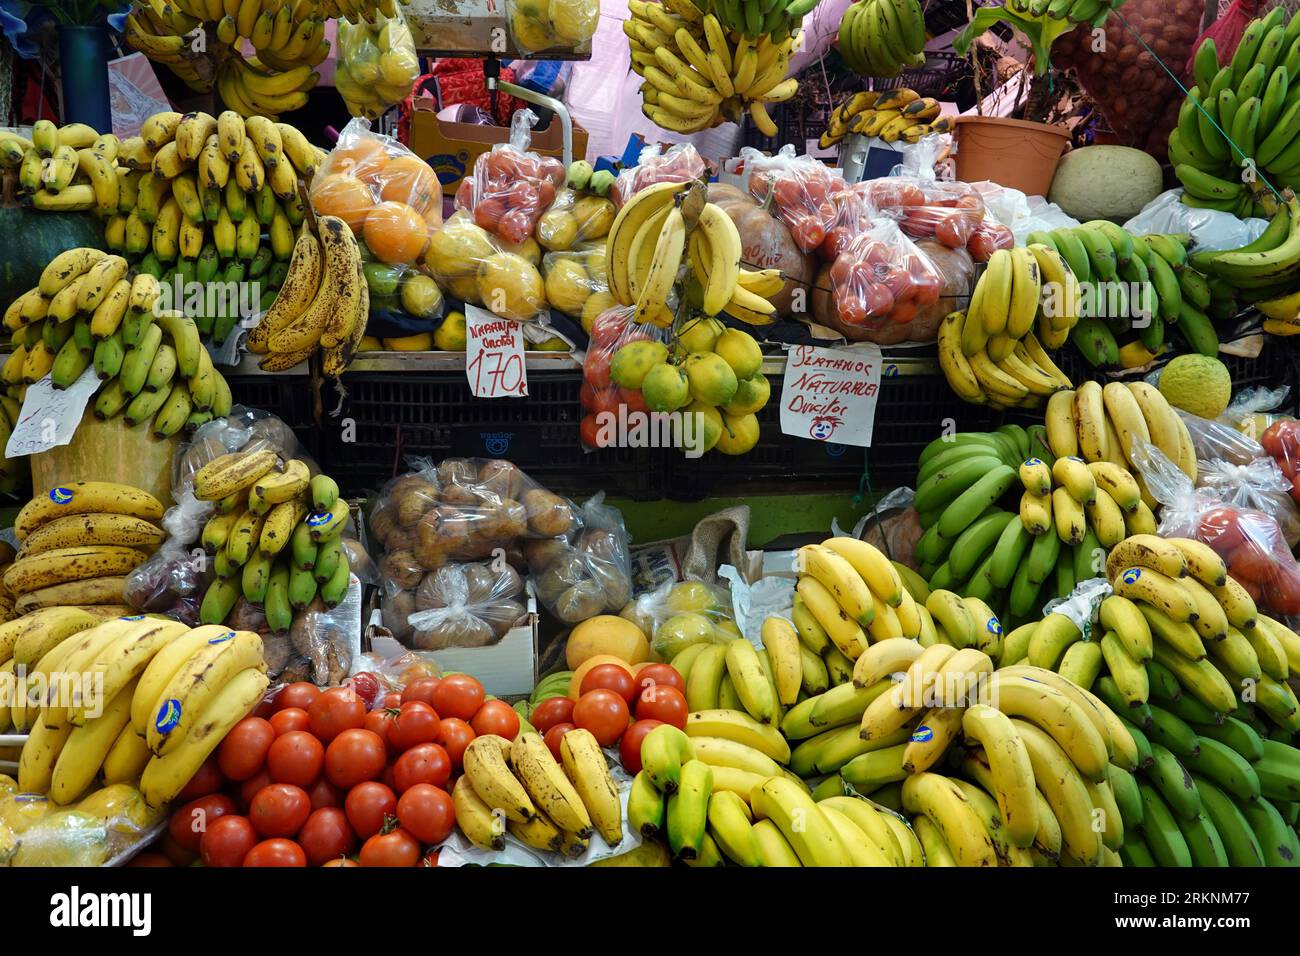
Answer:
[[160, 672, 518, 867]]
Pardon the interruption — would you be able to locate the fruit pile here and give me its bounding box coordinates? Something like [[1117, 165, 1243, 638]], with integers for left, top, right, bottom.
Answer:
[[625, 1, 798, 136], [245, 215, 368, 375], [837, 0, 928, 79], [0, 123, 125, 214], [543, 244, 615, 331], [3, 482, 166, 617], [334, 11, 421, 119], [194, 451, 353, 637], [582, 317, 769, 456], [1171, 6, 1300, 217], [819, 89, 953, 150]]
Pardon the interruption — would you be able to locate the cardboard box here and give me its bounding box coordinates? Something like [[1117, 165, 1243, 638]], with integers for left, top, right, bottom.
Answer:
[[363, 595, 540, 698], [409, 98, 589, 196]]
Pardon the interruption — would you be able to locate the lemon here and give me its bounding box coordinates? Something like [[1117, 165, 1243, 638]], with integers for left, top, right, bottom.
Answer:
[[537, 209, 579, 251], [550, 0, 598, 43], [714, 328, 763, 378], [1158, 354, 1231, 419], [544, 258, 592, 316], [400, 274, 444, 318], [384, 332, 435, 351], [715, 412, 760, 455], [581, 290, 617, 333], [684, 351, 738, 406], [434, 310, 467, 351], [359, 335, 383, 352], [477, 253, 546, 321], [679, 316, 724, 353]]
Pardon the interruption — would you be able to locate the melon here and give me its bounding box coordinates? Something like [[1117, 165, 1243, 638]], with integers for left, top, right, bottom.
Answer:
[[1048, 146, 1164, 223], [564, 614, 650, 670], [0, 173, 104, 306]]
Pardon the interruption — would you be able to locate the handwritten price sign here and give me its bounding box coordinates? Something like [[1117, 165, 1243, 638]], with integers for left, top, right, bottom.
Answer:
[[779, 344, 882, 448], [465, 305, 528, 399], [5, 368, 101, 458]]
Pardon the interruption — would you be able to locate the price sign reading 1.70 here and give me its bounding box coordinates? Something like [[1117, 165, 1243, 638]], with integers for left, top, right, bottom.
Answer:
[[465, 305, 529, 398]]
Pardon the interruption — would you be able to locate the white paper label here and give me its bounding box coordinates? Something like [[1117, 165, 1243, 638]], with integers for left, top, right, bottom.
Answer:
[[5, 369, 101, 458], [779, 344, 882, 448], [465, 304, 528, 398]]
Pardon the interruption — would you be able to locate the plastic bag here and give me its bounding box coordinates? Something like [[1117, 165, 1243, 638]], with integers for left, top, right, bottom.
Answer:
[[612, 143, 707, 210], [1130, 437, 1300, 614], [336, 8, 421, 120], [536, 188, 616, 253], [542, 242, 612, 327], [1219, 385, 1292, 439], [525, 492, 632, 624], [705, 182, 816, 315], [505, 0, 599, 56], [742, 145, 850, 252], [453, 110, 566, 246], [403, 561, 528, 649], [825, 218, 944, 329], [615, 577, 741, 659], [425, 211, 548, 320], [1123, 189, 1268, 251], [10, 810, 109, 867], [579, 306, 684, 452]]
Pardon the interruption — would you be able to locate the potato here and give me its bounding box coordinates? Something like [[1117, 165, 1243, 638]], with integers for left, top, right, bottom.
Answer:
[[261, 632, 291, 678], [523, 537, 569, 569], [553, 582, 606, 624], [522, 488, 576, 537], [535, 552, 587, 602], [415, 572, 449, 611], [490, 598, 527, 636], [436, 458, 478, 488], [392, 476, 439, 527], [382, 589, 417, 640], [477, 460, 524, 499], [477, 498, 528, 542], [382, 550, 425, 589], [369, 504, 397, 545], [411, 615, 496, 650]]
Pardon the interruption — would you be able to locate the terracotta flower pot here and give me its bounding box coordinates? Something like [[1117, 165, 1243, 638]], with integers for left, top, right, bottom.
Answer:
[[954, 115, 1071, 198]]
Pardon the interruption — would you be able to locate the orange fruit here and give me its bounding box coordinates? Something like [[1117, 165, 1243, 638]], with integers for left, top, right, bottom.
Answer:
[[310, 173, 374, 232], [330, 136, 389, 182], [380, 154, 441, 217], [363, 200, 430, 264]]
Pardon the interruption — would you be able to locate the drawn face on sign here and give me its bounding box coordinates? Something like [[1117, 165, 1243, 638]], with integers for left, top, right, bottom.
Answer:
[[809, 415, 842, 441]]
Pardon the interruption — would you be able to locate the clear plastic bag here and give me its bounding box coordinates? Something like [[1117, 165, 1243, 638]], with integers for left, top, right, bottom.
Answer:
[[742, 145, 850, 252], [825, 218, 944, 329], [1130, 437, 1300, 615], [1218, 385, 1292, 443], [536, 188, 616, 252], [620, 577, 741, 660], [579, 306, 680, 451], [9, 810, 109, 867], [403, 561, 527, 650], [1123, 189, 1268, 252], [705, 182, 817, 315], [425, 210, 547, 320], [525, 492, 632, 624], [505, 0, 599, 55], [542, 243, 612, 326], [453, 110, 566, 246], [612, 143, 707, 210], [336, 8, 421, 120]]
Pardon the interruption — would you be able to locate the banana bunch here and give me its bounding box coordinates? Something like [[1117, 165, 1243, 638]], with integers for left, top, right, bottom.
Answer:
[[1190, 195, 1300, 318], [3, 249, 236, 437], [698, 0, 818, 43], [455, 730, 623, 855], [195, 456, 352, 635], [0, 123, 126, 215], [0, 483, 166, 620], [122, 1, 214, 93], [245, 213, 368, 375], [1027, 225, 1223, 364], [1171, 6, 1300, 218], [818, 88, 951, 150], [335, 11, 421, 119], [837, 0, 927, 79], [625, 1, 798, 137], [938, 242, 1081, 409], [605, 181, 778, 328]]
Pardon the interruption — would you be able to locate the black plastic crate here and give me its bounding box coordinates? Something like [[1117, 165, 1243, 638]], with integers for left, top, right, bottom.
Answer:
[[873, 50, 970, 100], [318, 370, 665, 500], [224, 374, 321, 462], [666, 364, 998, 499], [740, 63, 862, 154]]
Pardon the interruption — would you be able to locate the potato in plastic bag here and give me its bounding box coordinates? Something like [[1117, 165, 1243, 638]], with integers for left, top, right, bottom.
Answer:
[[405, 562, 526, 650], [11, 810, 108, 867]]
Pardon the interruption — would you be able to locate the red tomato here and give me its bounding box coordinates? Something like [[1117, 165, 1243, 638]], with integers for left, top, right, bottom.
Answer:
[[431, 674, 485, 721], [580, 664, 637, 706], [635, 684, 688, 728], [360, 828, 421, 867], [380, 692, 403, 709], [618, 388, 649, 415], [543, 722, 575, 760], [1198, 507, 1246, 555], [396, 783, 457, 845], [573, 689, 630, 746], [585, 355, 612, 390], [199, 815, 258, 868], [324, 858, 359, 867], [435, 718, 475, 770], [176, 756, 224, 802], [588, 387, 623, 419], [619, 719, 663, 775], [389, 701, 442, 751], [634, 663, 684, 696], [249, 783, 311, 839], [325, 729, 388, 789], [401, 676, 442, 707], [237, 770, 273, 812], [1261, 421, 1288, 458], [307, 777, 346, 811], [297, 807, 356, 867], [1228, 542, 1277, 583], [345, 672, 381, 708], [308, 687, 366, 743], [267, 730, 325, 788], [269, 707, 311, 736], [392, 743, 452, 793], [530, 696, 575, 733], [160, 833, 196, 866], [243, 838, 307, 867], [218, 717, 276, 781], [345, 781, 397, 839], [364, 708, 395, 747], [169, 793, 236, 853], [580, 415, 608, 449], [276, 681, 321, 712], [471, 700, 521, 739]]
